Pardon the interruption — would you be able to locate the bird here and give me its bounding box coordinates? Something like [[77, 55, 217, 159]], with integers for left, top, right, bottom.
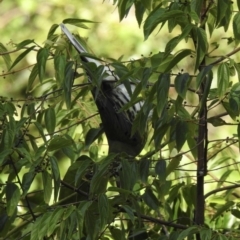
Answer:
[[60, 23, 147, 157]]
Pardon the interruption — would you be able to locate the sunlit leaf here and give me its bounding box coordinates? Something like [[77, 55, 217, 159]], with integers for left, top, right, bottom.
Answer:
[[42, 170, 52, 204], [217, 62, 229, 98], [44, 107, 56, 134]]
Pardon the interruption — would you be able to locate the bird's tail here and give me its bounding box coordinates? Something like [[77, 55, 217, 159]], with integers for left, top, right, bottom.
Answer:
[[60, 23, 103, 68]]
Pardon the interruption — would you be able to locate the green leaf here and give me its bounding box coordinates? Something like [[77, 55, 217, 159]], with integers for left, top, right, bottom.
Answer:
[[121, 205, 135, 223], [211, 201, 235, 221], [139, 158, 150, 183], [165, 24, 193, 56], [47, 24, 59, 39], [0, 149, 13, 166], [16, 39, 34, 50], [64, 61, 74, 109], [217, 62, 230, 98], [37, 48, 49, 82], [233, 12, 240, 45], [216, 0, 228, 27], [238, 0, 240, 11], [190, 0, 203, 17], [44, 107, 56, 134], [74, 156, 92, 186], [47, 207, 65, 237], [27, 64, 38, 92], [9, 46, 35, 71], [42, 170, 52, 204], [119, 159, 138, 191], [156, 73, 170, 116], [34, 121, 47, 143], [195, 27, 208, 71], [238, 125, 240, 150], [178, 226, 199, 240], [196, 65, 213, 90], [0, 43, 12, 69], [22, 171, 35, 197], [6, 183, 20, 216], [54, 54, 66, 85], [85, 127, 104, 148], [98, 193, 110, 231], [155, 159, 166, 182], [63, 18, 97, 28], [50, 156, 60, 201], [166, 155, 182, 177], [231, 209, 240, 219], [144, 9, 185, 40], [165, 49, 192, 72], [48, 135, 74, 151], [142, 187, 159, 210], [199, 228, 212, 240], [90, 154, 116, 195], [174, 73, 191, 99], [134, 1, 145, 27]]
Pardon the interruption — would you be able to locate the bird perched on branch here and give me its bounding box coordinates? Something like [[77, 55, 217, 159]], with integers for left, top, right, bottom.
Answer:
[[60, 23, 147, 157]]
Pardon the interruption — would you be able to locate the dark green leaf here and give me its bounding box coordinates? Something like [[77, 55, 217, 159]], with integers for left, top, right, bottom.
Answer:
[[6, 183, 20, 216], [74, 156, 92, 186], [37, 48, 49, 82], [16, 39, 34, 50], [22, 171, 35, 196], [64, 61, 74, 109], [143, 7, 165, 40], [0, 149, 13, 166], [174, 73, 191, 99], [63, 18, 97, 28], [50, 156, 60, 201], [54, 54, 66, 85], [42, 170, 52, 204], [85, 127, 104, 148], [233, 13, 240, 45], [196, 65, 213, 90], [211, 201, 235, 221], [166, 155, 182, 177], [208, 117, 226, 127], [27, 64, 38, 92], [217, 62, 230, 98], [139, 158, 150, 183], [47, 24, 59, 39], [190, 0, 203, 17], [34, 122, 47, 143], [48, 135, 74, 151], [144, 9, 185, 39], [134, 1, 145, 27], [216, 0, 228, 27], [47, 207, 65, 237], [175, 121, 188, 151], [44, 107, 56, 134], [165, 49, 192, 72], [156, 73, 170, 116], [155, 159, 166, 182], [119, 159, 138, 191], [238, 0, 240, 11], [199, 228, 212, 240], [231, 209, 240, 219], [195, 28, 208, 72], [142, 187, 159, 210], [98, 193, 110, 231], [9, 46, 35, 71], [121, 205, 135, 223], [178, 226, 199, 240], [165, 24, 193, 56]]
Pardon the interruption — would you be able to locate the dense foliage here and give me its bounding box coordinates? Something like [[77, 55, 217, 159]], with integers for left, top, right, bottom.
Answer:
[[1, 0, 240, 239]]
